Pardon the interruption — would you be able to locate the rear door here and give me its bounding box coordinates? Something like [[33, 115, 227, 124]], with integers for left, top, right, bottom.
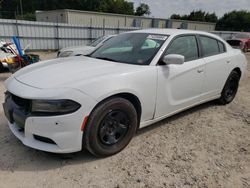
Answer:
[[198, 35, 230, 99]]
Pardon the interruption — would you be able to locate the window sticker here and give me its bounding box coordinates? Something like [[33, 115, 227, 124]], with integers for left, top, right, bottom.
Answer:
[[147, 35, 168, 41]]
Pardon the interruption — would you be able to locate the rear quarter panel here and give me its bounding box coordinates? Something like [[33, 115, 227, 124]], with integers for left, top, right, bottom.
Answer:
[[229, 49, 248, 76]]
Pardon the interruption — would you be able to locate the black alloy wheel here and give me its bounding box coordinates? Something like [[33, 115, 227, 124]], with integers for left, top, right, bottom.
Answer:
[[99, 110, 130, 145], [83, 97, 138, 157], [218, 71, 240, 104]]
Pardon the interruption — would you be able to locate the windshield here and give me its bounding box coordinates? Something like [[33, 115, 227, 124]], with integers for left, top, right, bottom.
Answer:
[[234, 33, 250, 39], [90, 36, 106, 47], [89, 33, 168, 65]]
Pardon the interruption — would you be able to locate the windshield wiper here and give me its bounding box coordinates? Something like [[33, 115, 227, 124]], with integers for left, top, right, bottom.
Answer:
[[95, 57, 118, 62]]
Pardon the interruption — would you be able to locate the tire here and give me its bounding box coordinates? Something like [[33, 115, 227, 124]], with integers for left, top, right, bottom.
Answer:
[[0, 62, 4, 73], [218, 71, 240, 105], [83, 97, 138, 157]]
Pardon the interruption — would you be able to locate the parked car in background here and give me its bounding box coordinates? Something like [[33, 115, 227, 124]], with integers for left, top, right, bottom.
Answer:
[[3, 29, 247, 157], [227, 33, 250, 53], [0, 41, 18, 72], [57, 35, 116, 58]]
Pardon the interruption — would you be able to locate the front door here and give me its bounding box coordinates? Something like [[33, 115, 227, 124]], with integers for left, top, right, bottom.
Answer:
[[155, 35, 206, 118]]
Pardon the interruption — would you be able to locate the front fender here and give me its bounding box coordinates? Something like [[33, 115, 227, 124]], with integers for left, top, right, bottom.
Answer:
[[76, 67, 158, 122]]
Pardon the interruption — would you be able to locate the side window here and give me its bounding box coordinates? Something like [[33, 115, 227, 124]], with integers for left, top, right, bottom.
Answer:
[[200, 36, 220, 57], [218, 41, 226, 53], [165, 35, 199, 62]]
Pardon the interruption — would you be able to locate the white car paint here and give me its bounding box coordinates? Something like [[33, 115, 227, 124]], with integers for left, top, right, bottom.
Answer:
[[3, 29, 247, 153]]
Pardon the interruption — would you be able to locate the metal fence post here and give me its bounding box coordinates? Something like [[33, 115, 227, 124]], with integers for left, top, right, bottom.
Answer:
[[55, 17, 60, 50], [14, 19, 20, 39], [90, 18, 93, 42], [103, 18, 105, 36], [117, 20, 120, 34]]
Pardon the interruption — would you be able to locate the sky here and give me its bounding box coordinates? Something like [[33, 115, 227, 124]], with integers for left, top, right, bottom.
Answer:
[[128, 0, 250, 18]]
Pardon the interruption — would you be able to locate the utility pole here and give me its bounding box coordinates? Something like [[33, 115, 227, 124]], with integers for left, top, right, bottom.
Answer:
[[20, 0, 23, 19]]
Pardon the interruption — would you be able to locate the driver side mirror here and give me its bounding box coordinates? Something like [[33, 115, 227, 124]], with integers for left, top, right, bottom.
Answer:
[[161, 54, 185, 65]]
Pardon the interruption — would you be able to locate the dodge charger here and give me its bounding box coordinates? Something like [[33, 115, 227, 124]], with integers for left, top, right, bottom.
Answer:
[[3, 29, 247, 157]]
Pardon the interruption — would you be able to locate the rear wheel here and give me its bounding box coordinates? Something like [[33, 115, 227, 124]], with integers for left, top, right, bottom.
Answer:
[[83, 98, 137, 157], [218, 71, 240, 105]]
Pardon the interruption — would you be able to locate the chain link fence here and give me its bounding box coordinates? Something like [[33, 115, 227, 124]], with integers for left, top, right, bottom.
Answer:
[[0, 18, 248, 50]]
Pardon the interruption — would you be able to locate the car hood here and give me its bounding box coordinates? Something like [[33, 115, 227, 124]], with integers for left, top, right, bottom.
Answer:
[[60, 45, 94, 52], [59, 46, 96, 56], [12, 56, 142, 89]]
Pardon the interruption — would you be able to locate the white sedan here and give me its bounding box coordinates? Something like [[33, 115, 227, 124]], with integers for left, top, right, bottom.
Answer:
[[3, 29, 247, 157], [57, 35, 116, 58]]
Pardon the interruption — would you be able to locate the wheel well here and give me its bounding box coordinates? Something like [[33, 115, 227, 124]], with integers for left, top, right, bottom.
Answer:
[[96, 93, 142, 128], [112, 93, 141, 126], [232, 67, 242, 78]]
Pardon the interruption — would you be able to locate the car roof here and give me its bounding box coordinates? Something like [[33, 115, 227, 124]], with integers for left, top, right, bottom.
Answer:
[[105, 34, 117, 38], [129, 28, 223, 41]]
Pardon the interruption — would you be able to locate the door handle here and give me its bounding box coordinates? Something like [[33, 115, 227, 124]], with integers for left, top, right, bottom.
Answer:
[[197, 69, 204, 73], [227, 60, 231, 64]]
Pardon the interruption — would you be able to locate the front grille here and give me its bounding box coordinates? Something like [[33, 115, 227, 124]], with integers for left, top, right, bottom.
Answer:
[[4, 91, 30, 131]]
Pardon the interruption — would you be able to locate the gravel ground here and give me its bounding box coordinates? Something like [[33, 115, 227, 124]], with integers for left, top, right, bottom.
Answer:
[[0, 52, 249, 188]]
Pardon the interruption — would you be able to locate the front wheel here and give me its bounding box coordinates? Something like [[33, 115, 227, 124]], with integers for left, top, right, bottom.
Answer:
[[218, 71, 240, 105], [83, 98, 138, 157]]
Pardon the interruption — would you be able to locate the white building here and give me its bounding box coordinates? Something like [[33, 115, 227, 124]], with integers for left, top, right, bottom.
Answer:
[[36, 9, 216, 31]]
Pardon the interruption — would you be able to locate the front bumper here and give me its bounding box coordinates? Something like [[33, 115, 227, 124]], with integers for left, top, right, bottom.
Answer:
[[3, 78, 97, 153], [5, 112, 85, 153]]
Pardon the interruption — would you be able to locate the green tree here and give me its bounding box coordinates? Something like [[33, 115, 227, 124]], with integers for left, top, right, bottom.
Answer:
[[205, 12, 218, 22], [188, 10, 206, 21], [216, 10, 250, 31], [135, 3, 151, 16], [0, 0, 136, 20], [105, 0, 134, 15], [170, 10, 218, 23], [16, 12, 36, 21], [170, 14, 181, 19]]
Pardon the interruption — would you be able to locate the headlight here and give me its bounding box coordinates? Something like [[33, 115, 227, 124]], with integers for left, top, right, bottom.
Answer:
[[58, 51, 73, 58], [31, 99, 81, 115]]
